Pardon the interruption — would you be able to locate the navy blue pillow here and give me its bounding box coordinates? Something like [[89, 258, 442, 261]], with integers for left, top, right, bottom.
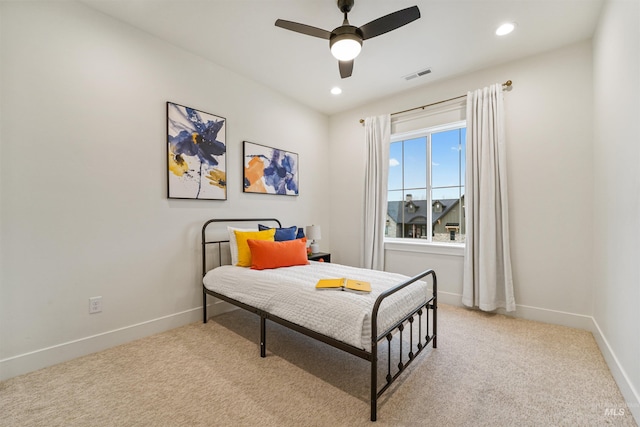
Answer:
[[258, 224, 297, 241], [296, 227, 305, 239]]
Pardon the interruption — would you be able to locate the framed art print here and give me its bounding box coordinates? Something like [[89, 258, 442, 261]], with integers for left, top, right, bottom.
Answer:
[[243, 141, 299, 196], [167, 102, 226, 200]]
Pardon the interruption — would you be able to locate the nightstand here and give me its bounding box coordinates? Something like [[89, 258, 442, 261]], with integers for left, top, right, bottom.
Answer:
[[308, 252, 331, 263]]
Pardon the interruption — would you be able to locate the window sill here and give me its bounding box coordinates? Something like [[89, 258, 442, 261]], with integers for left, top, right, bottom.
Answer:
[[384, 238, 465, 257]]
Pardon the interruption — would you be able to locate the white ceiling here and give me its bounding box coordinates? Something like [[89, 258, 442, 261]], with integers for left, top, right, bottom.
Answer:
[[81, 0, 604, 115]]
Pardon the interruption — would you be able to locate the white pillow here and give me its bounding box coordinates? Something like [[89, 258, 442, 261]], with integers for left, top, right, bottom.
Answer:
[[227, 226, 256, 266]]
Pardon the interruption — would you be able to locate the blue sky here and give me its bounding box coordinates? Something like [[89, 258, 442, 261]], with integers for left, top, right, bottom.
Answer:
[[388, 128, 466, 201]]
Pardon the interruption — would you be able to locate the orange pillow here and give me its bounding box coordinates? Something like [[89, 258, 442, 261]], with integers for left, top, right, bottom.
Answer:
[[247, 238, 309, 270]]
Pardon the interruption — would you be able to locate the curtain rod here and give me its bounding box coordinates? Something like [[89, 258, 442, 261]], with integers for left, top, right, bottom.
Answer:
[[358, 80, 512, 124]]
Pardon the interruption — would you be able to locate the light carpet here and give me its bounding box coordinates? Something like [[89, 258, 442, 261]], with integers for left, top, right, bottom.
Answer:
[[1, 304, 636, 426]]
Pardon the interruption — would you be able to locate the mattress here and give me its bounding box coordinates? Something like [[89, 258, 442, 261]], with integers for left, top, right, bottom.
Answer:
[[203, 261, 429, 351]]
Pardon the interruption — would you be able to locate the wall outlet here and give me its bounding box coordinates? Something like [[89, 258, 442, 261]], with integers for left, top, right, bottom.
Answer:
[[89, 296, 102, 314]]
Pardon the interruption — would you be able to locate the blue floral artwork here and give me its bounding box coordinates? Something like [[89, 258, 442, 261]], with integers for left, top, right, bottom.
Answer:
[[243, 141, 299, 196], [167, 102, 226, 200]]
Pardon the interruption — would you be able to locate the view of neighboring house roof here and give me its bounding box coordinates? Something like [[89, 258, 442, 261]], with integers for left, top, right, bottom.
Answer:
[[387, 198, 461, 226]]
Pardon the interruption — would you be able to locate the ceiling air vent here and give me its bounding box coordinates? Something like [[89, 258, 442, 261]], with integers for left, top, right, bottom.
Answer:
[[403, 68, 432, 81]]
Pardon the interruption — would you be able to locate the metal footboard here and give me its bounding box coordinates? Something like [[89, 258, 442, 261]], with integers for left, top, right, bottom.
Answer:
[[370, 269, 437, 421]]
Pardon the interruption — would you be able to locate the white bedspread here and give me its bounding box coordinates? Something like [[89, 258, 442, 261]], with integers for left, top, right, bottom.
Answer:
[[203, 262, 429, 351]]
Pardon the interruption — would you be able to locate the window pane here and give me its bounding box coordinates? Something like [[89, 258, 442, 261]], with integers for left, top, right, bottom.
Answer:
[[432, 187, 461, 200], [388, 141, 403, 190], [432, 129, 463, 189], [386, 191, 402, 237], [403, 189, 426, 200], [403, 192, 428, 239], [432, 190, 465, 243], [403, 137, 426, 190], [387, 190, 404, 201], [386, 191, 429, 238]]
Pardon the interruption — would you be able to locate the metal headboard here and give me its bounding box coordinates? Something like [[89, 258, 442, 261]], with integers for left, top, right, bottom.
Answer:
[[201, 218, 282, 277]]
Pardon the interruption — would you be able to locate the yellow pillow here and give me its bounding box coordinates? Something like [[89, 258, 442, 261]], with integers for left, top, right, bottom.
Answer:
[[234, 229, 276, 267]]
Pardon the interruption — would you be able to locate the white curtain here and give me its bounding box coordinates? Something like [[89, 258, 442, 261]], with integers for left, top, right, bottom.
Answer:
[[462, 84, 516, 312], [362, 115, 391, 270]]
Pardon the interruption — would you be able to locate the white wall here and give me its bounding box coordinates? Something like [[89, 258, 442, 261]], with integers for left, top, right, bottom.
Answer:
[[329, 41, 594, 327], [592, 0, 640, 419], [0, 1, 330, 379]]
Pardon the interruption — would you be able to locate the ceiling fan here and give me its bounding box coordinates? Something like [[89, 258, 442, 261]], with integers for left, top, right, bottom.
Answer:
[[275, 0, 420, 79]]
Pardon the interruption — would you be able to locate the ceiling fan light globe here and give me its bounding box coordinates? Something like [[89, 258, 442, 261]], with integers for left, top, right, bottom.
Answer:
[[330, 37, 362, 61]]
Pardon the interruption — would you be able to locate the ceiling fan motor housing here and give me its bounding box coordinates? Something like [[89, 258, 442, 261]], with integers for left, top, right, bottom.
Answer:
[[337, 0, 355, 14], [330, 25, 363, 48]]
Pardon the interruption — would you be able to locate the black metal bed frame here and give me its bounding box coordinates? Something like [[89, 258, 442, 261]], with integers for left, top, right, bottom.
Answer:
[[201, 218, 437, 422]]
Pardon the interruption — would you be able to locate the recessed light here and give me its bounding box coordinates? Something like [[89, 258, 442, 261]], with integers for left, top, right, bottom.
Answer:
[[496, 22, 515, 36], [331, 87, 342, 95]]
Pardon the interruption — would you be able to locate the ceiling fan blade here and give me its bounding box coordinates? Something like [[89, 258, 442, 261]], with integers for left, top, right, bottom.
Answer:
[[275, 19, 332, 40], [359, 6, 420, 40], [339, 60, 354, 79]]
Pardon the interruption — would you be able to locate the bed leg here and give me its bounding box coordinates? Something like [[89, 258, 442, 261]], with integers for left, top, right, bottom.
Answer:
[[432, 273, 437, 349], [203, 291, 208, 324], [260, 315, 266, 358], [371, 342, 377, 421], [433, 302, 437, 349]]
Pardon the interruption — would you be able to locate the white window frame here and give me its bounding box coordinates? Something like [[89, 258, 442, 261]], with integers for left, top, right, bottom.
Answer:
[[385, 120, 466, 251]]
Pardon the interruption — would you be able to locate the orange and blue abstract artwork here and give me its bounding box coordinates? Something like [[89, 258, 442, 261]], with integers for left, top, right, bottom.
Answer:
[[243, 141, 299, 196], [167, 102, 226, 200]]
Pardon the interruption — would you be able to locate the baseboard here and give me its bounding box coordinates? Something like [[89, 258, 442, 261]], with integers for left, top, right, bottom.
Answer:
[[590, 318, 640, 423], [436, 290, 593, 330], [0, 301, 234, 381], [436, 290, 465, 308], [501, 303, 594, 330]]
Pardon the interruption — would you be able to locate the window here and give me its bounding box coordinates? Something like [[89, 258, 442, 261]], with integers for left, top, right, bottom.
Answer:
[[386, 121, 466, 244]]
